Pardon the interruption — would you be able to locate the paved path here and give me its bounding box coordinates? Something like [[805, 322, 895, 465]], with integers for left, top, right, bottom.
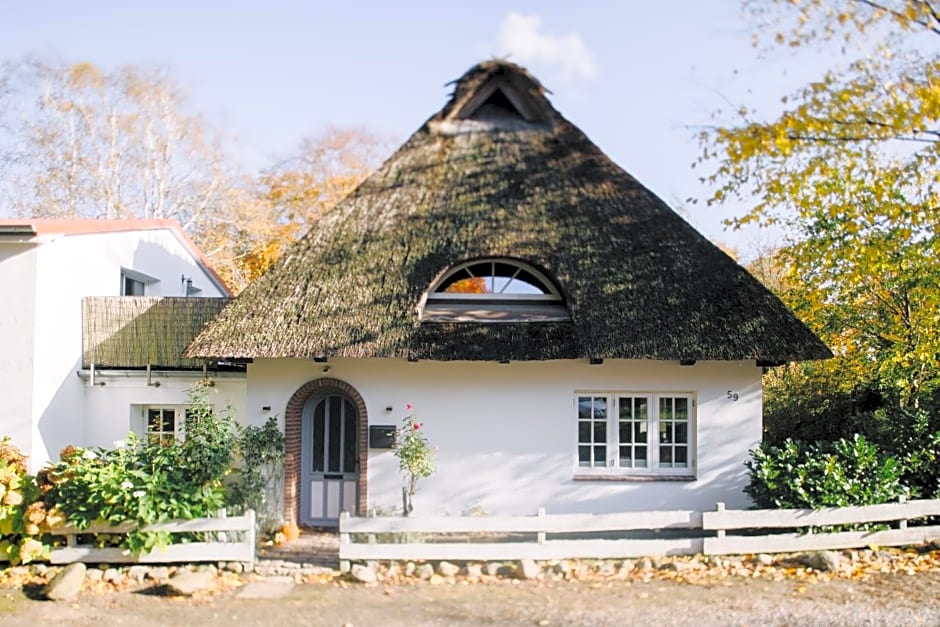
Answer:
[[256, 530, 339, 567], [235, 576, 295, 599]]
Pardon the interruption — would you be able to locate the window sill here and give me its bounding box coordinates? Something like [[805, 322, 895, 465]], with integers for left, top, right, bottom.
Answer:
[[573, 474, 696, 482]]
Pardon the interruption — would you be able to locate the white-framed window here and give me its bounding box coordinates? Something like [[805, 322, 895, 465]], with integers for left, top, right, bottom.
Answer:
[[575, 392, 695, 477], [120, 268, 158, 296], [143, 406, 186, 444], [421, 258, 570, 322]]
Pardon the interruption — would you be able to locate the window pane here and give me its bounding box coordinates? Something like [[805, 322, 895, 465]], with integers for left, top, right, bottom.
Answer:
[[618, 427, 631, 444], [619, 447, 632, 466], [162, 411, 175, 433], [634, 422, 647, 442], [312, 400, 325, 472], [124, 276, 145, 296], [619, 398, 633, 420], [593, 446, 606, 466], [675, 422, 688, 445], [578, 421, 591, 443], [593, 422, 606, 443], [660, 446, 673, 466], [577, 397, 592, 419], [578, 446, 591, 467], [147, 409, 161, 432], [443, 276, 488, 293], [659, 397, 673, 420], [675, 398, 689, 421], [594, 397, 606, 419], [328, 396, 342, 473], [635, 446, 647, 466], [660, 422, 672, 444], [675, 447, 688, 466], [636, 398, 648, 421], [343, 400, 357, 473]]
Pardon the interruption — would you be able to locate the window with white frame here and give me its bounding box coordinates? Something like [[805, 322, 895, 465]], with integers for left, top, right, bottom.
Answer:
[[420, 258, 570, 322], [120, 268, 158, 296], [576, 393, 695, 476], [143, 406, 186, 444]]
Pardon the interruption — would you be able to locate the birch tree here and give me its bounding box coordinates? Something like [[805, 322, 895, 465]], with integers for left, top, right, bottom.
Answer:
[[0, 58, 226, 231]]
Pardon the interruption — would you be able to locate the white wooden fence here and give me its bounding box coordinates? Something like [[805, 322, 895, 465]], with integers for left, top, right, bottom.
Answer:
[[340, 508, 703, 560], [339, 499, 940, 561], [703, 499, 940, 555], [48, 510, 255, 566]]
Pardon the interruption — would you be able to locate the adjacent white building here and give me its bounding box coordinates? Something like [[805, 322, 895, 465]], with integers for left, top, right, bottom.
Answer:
[[0, 219, 244, 471]]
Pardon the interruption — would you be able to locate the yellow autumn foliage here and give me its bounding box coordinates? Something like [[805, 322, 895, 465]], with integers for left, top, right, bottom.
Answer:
[[701, 1, 940, 407]]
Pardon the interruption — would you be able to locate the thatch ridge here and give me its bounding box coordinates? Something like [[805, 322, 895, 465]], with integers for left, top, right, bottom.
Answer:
[[187, 61, 831, 362]]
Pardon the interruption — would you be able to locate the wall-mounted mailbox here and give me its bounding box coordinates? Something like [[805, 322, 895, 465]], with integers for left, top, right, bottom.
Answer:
[[369, 425, 396, 449]]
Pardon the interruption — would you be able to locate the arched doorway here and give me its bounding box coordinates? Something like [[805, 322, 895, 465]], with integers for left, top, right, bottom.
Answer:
[[300, 391, 357, 526], [283, 378, 368, 527]]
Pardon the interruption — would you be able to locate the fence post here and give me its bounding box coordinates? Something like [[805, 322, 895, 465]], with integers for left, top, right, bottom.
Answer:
[[715, 502, 726, 539], [898, 495, 908, 530], [537, 507, 546, 544], [216, 508, 228, 543], [340, 511, 351, 548], [246, 509, 256, 571]]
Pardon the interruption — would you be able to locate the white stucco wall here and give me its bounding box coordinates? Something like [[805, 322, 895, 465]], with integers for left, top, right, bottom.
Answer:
[[5, 227, 229, 470], [248, 357, 763, 516], [0, 242, 38, 461], [82, 373, 247, 447]]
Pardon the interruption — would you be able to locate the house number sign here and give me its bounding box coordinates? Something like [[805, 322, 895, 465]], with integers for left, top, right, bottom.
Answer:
[[727, 390, 739, 402]]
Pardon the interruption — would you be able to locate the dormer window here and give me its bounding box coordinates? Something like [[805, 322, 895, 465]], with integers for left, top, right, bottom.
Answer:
[[421, 259, 569, 323]]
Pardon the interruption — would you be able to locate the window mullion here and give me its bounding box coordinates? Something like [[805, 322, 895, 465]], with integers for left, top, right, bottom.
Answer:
[[608, 395, 617, 468], [649, 394, 659, 470]]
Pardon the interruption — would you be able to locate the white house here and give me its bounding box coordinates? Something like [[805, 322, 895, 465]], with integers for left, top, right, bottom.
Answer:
[[187, 61, 831, 526], [0, 218, 245, 471]]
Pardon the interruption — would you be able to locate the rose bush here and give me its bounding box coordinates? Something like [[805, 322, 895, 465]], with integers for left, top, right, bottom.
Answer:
[[393, 404, 436, 515]]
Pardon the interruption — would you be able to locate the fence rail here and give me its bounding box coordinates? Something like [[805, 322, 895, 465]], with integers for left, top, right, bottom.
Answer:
[[48, 510, 255, 566], [339, 500, 940, 562], [340, 508, 703, 561], [703, 499, 940, 555]]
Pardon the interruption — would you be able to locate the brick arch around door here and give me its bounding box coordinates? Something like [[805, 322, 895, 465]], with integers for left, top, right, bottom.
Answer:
[[284, 377, 368, 525]]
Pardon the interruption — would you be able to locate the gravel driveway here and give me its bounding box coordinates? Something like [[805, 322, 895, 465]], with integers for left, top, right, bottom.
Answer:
[[3, 571, 938, 626]]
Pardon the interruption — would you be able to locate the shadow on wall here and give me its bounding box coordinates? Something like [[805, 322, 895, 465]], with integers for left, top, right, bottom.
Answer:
[[36, 357, 87, 468], [131, 238, 207, 297], [371, 448, 755, 517]]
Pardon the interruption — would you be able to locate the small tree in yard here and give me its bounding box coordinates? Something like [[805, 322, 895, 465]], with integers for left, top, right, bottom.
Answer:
[[393, 404, 435, 516], [227, 416, 285, 537]]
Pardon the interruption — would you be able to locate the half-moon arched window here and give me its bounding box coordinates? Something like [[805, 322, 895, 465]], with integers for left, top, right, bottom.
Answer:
[[421, 259, 569, 322]]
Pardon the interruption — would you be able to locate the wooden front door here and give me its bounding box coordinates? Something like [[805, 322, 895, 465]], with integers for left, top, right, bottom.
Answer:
[[300, 392, 359, 527]]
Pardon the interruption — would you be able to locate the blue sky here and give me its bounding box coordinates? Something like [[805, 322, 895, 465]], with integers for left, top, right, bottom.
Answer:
[[1, 1, 832, 252]]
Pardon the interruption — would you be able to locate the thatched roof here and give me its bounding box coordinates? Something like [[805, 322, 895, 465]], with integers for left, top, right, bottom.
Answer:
[[188, 61, 831, 362], [84, 297, 232, 369]]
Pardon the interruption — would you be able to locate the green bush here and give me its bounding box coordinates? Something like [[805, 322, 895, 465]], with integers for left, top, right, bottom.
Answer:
[[226, 416, 285, 535], [745, 434, 907, 509], [43, 385, 239, 555], [873, 408, 940, 499], [180, 384, 240, 485]]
